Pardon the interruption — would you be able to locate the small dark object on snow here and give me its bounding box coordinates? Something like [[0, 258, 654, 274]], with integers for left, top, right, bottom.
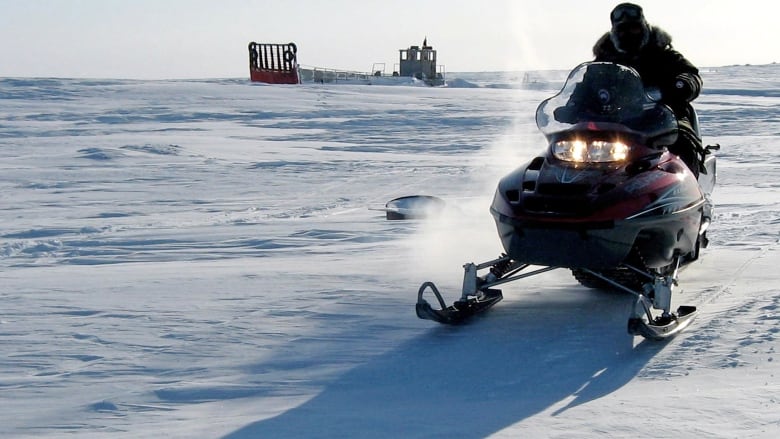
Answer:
[[384, 195, 445, 220]]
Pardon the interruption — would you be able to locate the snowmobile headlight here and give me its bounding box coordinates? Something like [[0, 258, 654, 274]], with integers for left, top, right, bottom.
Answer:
[[552, 140, 630, 163]]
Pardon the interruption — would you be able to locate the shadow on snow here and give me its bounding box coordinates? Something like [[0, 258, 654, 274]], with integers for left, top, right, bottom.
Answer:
[[223, 286, 666, 438]]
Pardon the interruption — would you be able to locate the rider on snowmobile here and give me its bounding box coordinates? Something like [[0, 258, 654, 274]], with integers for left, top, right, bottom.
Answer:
[[593, 3, 705, 174]]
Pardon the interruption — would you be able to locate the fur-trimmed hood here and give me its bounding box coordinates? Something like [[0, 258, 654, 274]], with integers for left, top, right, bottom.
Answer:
[[593, 25, 673, 58]]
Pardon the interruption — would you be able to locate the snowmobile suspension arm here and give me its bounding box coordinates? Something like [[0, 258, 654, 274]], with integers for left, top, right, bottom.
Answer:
[[579, 268, 654, 322], [460, 260, 558, 300], [478, 266, 559, 291], [580, 268, 642, 297]]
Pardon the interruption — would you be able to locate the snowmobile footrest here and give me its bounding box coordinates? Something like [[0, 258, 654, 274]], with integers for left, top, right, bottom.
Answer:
[[628, 305, 697, 340], [416, 282, 503, 325]]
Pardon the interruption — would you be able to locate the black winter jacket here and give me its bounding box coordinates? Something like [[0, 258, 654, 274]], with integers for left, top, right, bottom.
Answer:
[[593, 26, 702, 116]]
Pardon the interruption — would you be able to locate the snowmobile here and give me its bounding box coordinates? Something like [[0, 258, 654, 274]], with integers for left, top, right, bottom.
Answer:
[[416, 62, 719, 340]]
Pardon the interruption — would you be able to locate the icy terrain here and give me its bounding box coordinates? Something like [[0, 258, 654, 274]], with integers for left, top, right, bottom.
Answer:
[[1, 64, 779, 438]]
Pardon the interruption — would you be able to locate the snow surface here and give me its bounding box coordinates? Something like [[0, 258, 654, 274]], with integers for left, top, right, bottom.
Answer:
[[1, 65, 779, 438]]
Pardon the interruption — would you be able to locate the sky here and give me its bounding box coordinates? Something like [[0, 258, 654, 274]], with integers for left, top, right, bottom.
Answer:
[[0, 0, 777, 79]]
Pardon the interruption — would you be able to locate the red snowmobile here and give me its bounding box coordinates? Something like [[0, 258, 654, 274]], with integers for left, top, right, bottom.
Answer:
[[416, 62, 719, 340]]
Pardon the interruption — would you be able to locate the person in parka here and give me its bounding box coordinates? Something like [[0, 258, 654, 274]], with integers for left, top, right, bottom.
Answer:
[[593, 3, 705, 174]]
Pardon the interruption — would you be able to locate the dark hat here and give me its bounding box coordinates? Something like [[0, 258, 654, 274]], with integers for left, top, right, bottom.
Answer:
[[610, 3, 645, 25], [609, 3, 650, 53]]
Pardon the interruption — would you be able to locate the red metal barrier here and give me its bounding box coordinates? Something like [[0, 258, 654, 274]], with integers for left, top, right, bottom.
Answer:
[[248, 42, 300, 84]]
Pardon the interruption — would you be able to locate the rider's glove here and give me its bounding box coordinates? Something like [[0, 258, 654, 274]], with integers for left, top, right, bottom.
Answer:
[[669, 74, 700, 102]]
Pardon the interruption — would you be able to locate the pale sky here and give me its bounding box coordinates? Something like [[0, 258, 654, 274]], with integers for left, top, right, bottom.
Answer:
[[0, 0, 776, 79]]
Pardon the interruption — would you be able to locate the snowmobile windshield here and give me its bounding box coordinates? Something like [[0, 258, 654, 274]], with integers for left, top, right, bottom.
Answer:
[[536, 62, 678, 144]]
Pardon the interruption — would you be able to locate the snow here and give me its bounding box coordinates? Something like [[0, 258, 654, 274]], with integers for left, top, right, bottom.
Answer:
[[1, 64, 779, 438]]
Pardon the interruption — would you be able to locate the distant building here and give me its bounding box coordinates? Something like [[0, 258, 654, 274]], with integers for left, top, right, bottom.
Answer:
[[398, 38, 444, 85]]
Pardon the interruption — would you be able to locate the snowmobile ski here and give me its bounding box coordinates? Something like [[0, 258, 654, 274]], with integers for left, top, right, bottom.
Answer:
[[416, 257, 556, 325], [416, 281, 503, 324], [628, 305, 698, 340]]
